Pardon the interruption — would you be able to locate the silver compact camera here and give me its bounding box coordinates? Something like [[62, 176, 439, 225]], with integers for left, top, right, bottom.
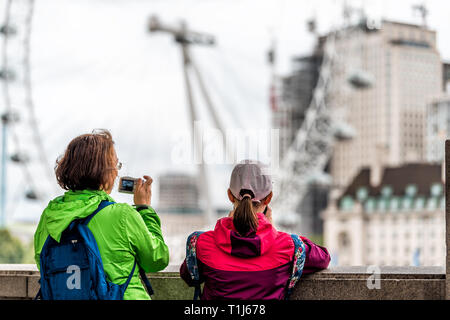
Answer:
[[118, 176, 138, 194]]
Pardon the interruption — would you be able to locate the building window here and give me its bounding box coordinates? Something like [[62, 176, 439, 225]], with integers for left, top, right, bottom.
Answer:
[[414, 197, 425, 211], [426, 197, 438, 211], [381, 185, 393, 197], [405, 184, 417, 197], [356, 187, 368, 201], [401, 197, 413, 211], [365, 198, 376, 213], [430, 183, 443, 197], [439, 197, 445, 210], [340, 196, 354, 211], [377, 199, 388, 212], [389, 197, 400, 212]]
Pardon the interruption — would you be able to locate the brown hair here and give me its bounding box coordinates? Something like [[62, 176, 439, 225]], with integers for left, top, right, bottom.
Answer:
[[233, 190, 259, 236], [55, 129, 116, 191]]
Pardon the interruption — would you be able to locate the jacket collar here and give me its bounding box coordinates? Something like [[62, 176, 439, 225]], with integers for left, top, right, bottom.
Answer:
[[213, 212, 278, 258]]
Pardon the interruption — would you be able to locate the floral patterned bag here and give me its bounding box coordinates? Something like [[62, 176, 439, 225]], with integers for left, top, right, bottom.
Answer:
[[185, 231, 205, 300], [285, 234, 306, 300]]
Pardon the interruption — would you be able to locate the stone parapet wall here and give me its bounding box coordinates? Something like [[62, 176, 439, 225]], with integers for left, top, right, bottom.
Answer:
[[0, 265, 445, 300]]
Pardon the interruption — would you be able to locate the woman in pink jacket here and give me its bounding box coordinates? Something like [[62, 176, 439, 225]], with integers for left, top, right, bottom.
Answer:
[[180, 160, 330, 300]]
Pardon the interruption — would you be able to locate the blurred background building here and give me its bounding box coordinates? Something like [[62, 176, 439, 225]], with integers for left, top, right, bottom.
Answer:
[[330, 20, 442, 189], [157, 173, 200, 214], [272, 11, 447, 267], [318, 18, 447, 268], [443, 62, 450, 92], [322, 163, 445, 267]]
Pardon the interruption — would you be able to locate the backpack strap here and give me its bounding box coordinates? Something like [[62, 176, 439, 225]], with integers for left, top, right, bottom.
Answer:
[[186, 231, 204, 300], [123, 259, 137, 290], [120, 259, 154, 298], [285, 234, 306, 300]]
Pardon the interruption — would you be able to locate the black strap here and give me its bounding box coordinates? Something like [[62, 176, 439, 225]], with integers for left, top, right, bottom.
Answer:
[[33, 277, 42, 300], [34, 288, 42, 300], [193, 281, 201, 300], [139, 267, 154, 296], [123, 260, 137, 291]]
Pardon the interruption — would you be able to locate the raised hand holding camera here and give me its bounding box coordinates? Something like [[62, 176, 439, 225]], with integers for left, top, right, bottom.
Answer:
[[118, 175, 153, 206], [133, 175, 153, 207]]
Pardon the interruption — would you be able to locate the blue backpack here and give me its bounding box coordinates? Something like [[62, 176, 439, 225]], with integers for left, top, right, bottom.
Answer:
[[185, 231, 305, 300], [35, 200, 153, 300]]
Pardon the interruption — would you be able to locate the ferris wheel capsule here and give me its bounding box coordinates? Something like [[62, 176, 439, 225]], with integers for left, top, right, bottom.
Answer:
[[25, 190, 39, 200], [0, 24, 17, 36], [0, 68, 16, 81], [1, 111, 20, 124], [347, 69, 375, 89], [10, 152, 29, 163], [333, 121, 356, 140]]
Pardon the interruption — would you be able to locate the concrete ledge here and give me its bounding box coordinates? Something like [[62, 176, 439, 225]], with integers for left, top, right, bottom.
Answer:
[[292, 266, 445, 300], [0, 264, 446, 300]]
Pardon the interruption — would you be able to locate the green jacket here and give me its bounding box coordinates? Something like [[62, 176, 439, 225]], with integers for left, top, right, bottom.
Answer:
[[34, 189, 169, 300]]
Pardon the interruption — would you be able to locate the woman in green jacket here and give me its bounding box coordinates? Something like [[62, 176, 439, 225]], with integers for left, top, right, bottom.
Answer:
[[34, 129, 169, 300]]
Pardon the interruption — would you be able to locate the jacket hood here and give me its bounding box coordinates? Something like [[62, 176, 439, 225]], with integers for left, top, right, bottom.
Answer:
[[213, 212, 278, 258], [42, 189, 114, 242]]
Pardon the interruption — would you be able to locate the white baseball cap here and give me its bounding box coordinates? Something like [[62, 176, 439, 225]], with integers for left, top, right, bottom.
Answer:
[[229, 160, 272, 204]]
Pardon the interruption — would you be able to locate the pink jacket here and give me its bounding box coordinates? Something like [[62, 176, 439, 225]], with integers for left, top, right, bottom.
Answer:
[[180, 212, 330, 300]]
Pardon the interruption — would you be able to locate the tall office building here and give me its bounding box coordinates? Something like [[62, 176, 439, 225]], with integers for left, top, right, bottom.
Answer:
[[330, 20, 443, 189], [443, 62, 450, 93]]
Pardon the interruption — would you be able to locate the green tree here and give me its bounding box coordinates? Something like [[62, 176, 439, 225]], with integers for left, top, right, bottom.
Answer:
[[309, 234, 324, 247], [0, 228, 25, 263], [22, 240, 36, 264]]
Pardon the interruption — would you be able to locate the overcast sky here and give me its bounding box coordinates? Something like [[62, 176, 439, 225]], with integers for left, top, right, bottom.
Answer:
[[2, 0, 450, 223]]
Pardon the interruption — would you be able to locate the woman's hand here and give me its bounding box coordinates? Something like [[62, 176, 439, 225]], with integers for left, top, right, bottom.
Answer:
[[133, 175, 153, 206]]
